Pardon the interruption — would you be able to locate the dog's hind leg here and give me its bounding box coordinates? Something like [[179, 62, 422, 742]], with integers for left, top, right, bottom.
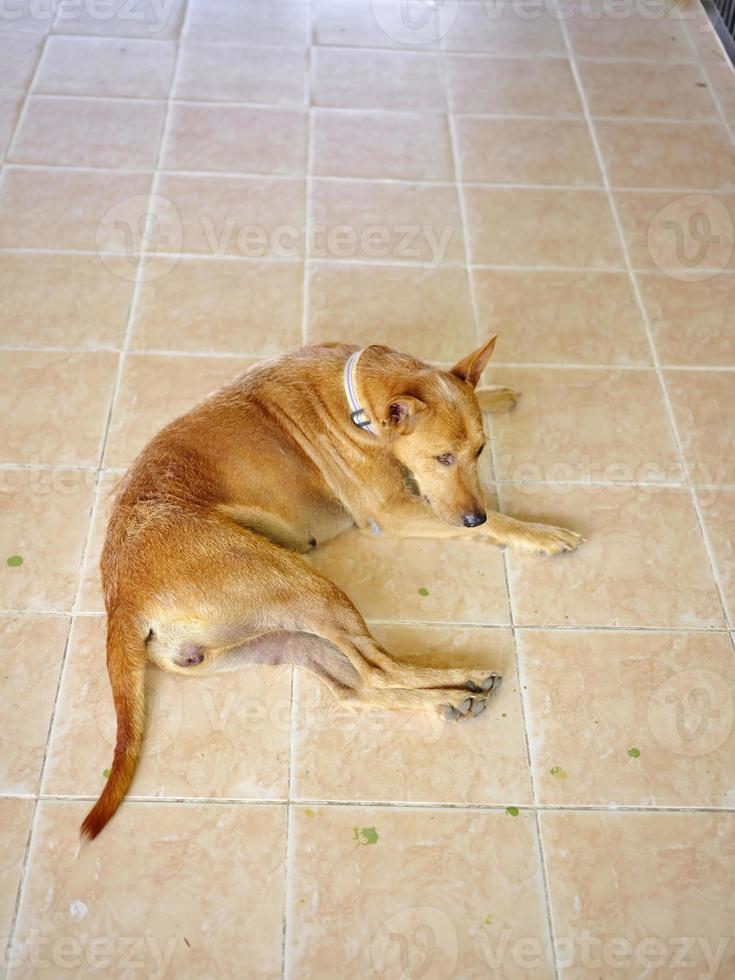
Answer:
[[475, 385, 521, 413], [213, 630, 500, 718]]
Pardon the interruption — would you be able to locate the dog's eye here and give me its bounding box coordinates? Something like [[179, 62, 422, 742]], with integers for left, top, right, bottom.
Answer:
[[476, 444, 486, 458], [437, 453, 455, 466]]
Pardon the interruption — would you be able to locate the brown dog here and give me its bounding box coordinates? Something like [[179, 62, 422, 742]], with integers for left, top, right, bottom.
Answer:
[[82, 337, 582, 838]]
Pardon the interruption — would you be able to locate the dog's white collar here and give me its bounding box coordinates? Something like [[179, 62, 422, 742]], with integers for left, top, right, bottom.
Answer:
[[343, 349, 377, 436]]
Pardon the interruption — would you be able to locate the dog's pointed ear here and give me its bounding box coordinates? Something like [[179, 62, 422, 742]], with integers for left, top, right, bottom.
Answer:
[[450, 335, 497, 388], [380, 395, 427, 434]]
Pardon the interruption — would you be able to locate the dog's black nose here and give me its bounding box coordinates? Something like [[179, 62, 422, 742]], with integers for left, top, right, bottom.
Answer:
[[463, 511, 487, 527]]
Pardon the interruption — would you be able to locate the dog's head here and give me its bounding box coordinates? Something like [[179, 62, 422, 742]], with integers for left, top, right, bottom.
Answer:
[[378, 336, 496, 528]]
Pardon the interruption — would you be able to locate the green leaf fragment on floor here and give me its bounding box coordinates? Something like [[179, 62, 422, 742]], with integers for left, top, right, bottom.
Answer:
[[505, 806, 519, 817], [485, 914, 493, 925], [418, 587, 430, 597], [6, 555, 23, 567], [103, 768, 111, 779], [353, 826, 379, 847], [550, 766, 567, 780], [628, 747, 641, 758]]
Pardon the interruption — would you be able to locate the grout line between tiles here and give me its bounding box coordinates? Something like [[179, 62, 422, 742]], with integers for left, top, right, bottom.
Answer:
[[281, 669, 297, 980], [3, 344, 735, 374], [1, 610, 733, 634], [5, 793, 731, 814], [0, 34, 47, 170], [22, 87, 724, 125], [0, 29, 64, 979], [560, 17, 734, 646], [0, 5, 191, 968], [443, 34, 560, 975], [280, 27, 317, 976]]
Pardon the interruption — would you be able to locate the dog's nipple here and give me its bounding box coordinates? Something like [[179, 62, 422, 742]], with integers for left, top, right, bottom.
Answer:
[[176, 643, 205, 667]]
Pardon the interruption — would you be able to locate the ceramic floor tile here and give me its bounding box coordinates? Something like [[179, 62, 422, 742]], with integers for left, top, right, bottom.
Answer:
[[287, 805, 552, 979], [488, 367, 681, 484], [666, 369, 735, 486], [698, 488, 735, 622], [0, 614, 67, 793], [463, 187, 622, 267], [596, 121, 735, 191], [8, 800, 286, 977], [175, 42, 308, 106], [162, 103, 307, 175], [313, 0, 440, 48], [474, 270, 649, 365], [306, 264, 475, 361], [502, 484, 724, 628], [313, 108, 454, 181], [310, 178, 465, 265], [43, 616, 292, 799], [520, 629, 735, 807], [103, 353, 254, 468], [185, 0, 310, 45], [456, 117, 601, 185], [34, 36, 177, 97], [308, 524, 509, 627], [0, 166, 152, 250], [0, 252, 133, 348], [440, 2, 565, 55], [0, 350, 117, 465], [0, 33, 41, 90], [578, 59, 718, 121], [132, 258, 303, 353], [447, 54, 581, 116], [153, 173, 306, 258], [614, 190, 735, 274], [566, 8, 694, 61], [313, 48, 444, 112], [292, 624, 530, 804], [640, 272, 735, 366], [0, 468, 95, 612], [540, 810, 735, 979], [53, 0, 186, 38], [9, 95, 165, 169], [76, 472, 120, 614], [0, 799, 33, 946]]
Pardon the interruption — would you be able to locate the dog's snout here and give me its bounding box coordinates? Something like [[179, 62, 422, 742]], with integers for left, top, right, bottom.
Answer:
[[463, 511, 487, 528]]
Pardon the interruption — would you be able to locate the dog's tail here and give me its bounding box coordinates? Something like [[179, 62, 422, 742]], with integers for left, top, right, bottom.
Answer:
[[81, 610, 147, 841]]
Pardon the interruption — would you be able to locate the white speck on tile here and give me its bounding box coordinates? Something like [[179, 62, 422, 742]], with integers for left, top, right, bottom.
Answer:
[[69, 899, 88, 920]]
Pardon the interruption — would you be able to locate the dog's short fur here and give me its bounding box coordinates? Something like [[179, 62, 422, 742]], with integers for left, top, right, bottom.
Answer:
[[82, 338, 582, 838]]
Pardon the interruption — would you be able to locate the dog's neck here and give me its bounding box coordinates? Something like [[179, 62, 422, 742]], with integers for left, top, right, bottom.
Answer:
[[343, 348, 378, 436]]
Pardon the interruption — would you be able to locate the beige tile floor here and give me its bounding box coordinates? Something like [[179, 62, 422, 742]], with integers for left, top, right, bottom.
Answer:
[[1, 0, 735, 976]]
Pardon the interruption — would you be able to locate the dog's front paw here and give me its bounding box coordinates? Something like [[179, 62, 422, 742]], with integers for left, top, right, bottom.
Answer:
[[522, 523, 585, 556]]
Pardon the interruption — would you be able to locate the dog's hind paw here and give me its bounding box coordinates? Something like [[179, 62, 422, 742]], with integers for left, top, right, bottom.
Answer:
[[464, 674, 502, 694], [475, 386, 522, 414], [444, 676, 502, 721]]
